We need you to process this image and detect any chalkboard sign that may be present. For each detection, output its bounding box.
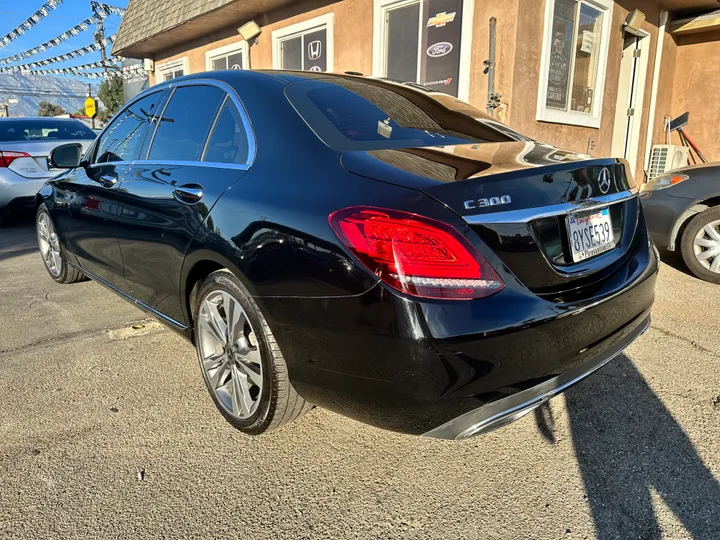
[546,0,576,110]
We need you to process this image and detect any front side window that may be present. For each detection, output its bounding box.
[94,91,165,163]
[272,14,333,72]
[148,85,225,162]
[375,0,471,100]
[538,0,612,128]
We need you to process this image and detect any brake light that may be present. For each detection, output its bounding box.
[329,207,504,300]
[0,150,30,168]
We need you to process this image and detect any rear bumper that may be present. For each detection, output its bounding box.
[424,313,650,439]
[261,234,657,435]
[640,188,693,249]
[0,173,46,209]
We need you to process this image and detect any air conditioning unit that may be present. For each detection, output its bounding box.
[647,145,689,179]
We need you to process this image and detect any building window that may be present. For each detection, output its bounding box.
[205,41,249,71]
[537,0,613,128]
[372,0,475,102]
[156,57,189,82]
[272,14,334,72]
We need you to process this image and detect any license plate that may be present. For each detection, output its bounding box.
[567,207,615,262]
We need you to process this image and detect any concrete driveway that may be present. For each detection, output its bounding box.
[1,218,719,539]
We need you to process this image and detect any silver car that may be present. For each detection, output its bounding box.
[0,117,96,226]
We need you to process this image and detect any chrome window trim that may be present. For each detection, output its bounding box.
[141,78,257,167]
[201,94,228,161]
[134,159,250,171]
[87,160,134,170]
[462,188,639,225]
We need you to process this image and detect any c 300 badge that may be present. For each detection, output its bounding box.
[464,195,512,210]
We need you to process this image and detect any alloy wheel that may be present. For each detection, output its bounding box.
[37,212,62,276]
[693,220,720,274]
[197,290,263,420]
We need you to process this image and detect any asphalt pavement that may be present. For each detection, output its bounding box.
[1,217,719,539]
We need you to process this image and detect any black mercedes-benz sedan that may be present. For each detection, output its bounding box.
[36,71,657,440]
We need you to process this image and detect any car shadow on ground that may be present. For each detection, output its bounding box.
[657,247,696,279]
[0,213,37,263]
[536,355,720,539]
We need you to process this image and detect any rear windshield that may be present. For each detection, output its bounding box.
[0,119,96,142]
[285,77,531,151]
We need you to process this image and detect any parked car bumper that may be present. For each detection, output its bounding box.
[640,188,694,249]
[0,171,46,210]
[260,229,658,437]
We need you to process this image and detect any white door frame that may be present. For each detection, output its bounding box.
[611,28,650,173]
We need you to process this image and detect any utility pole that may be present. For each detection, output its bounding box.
[95,19,109,77]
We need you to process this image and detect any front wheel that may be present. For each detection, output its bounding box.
[680,207,720,284]
[36,203,87,284]
[193,269,311,435]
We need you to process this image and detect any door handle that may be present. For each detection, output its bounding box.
[99,173,117,188]
[173,184,204,204]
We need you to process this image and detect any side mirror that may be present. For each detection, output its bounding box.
[49,143,83,169]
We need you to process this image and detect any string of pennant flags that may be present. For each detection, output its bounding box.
[0,1,141,83]
[0,10,116,65]
[0,0,64,48]
[0,36,116,73]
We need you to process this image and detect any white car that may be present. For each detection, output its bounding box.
[0,117,96,226]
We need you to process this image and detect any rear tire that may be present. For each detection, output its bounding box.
[680,207,720,284]
[36,203,87,284]
[193,269,311,435]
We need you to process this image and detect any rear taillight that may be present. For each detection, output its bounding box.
[329,207,504,300]
[0,150,30,168]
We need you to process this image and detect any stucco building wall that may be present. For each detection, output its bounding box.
[144,0,719,181]
[669,30,720,162]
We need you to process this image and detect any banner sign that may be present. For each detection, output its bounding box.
[0,0,64,48]
[0,12,112,65]
[545,0,575,110]
[419,0,463,97]
[0,36,115,72]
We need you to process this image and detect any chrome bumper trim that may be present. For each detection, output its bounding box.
[423,314,651,440]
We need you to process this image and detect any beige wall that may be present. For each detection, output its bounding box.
[669,30,720,163]
[145,0,717,178]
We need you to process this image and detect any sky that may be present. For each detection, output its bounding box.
[0,0,128,79]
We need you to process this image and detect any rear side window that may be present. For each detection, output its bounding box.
[95,91,165,163]
[203,100,249,164]
[148,85,225,162]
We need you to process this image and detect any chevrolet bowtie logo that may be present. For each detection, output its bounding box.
[427,11,456,28]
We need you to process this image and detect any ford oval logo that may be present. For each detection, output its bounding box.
[427,42,453,58]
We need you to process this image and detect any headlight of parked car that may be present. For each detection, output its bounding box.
[641,174,689,192]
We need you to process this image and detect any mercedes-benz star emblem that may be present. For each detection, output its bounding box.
[598,167,611,194]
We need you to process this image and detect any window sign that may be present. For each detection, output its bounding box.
[420,0,463,96]
[537,0,612,128]
[376,0,471,100]
[273,14,334,72]
[546,0,575,111]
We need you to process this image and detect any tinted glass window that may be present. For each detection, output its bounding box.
[204,100,249,164]
[285,77,530,151]
[95,91,165,163]
[0,119,96,142]
[281,37,302,70]
[148,85,225,162]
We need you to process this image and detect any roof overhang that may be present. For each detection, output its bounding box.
[113,0,297,58]
[671,9,720,34]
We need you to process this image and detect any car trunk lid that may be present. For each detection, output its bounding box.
[341,141,639,295]
[1,140,93,179]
